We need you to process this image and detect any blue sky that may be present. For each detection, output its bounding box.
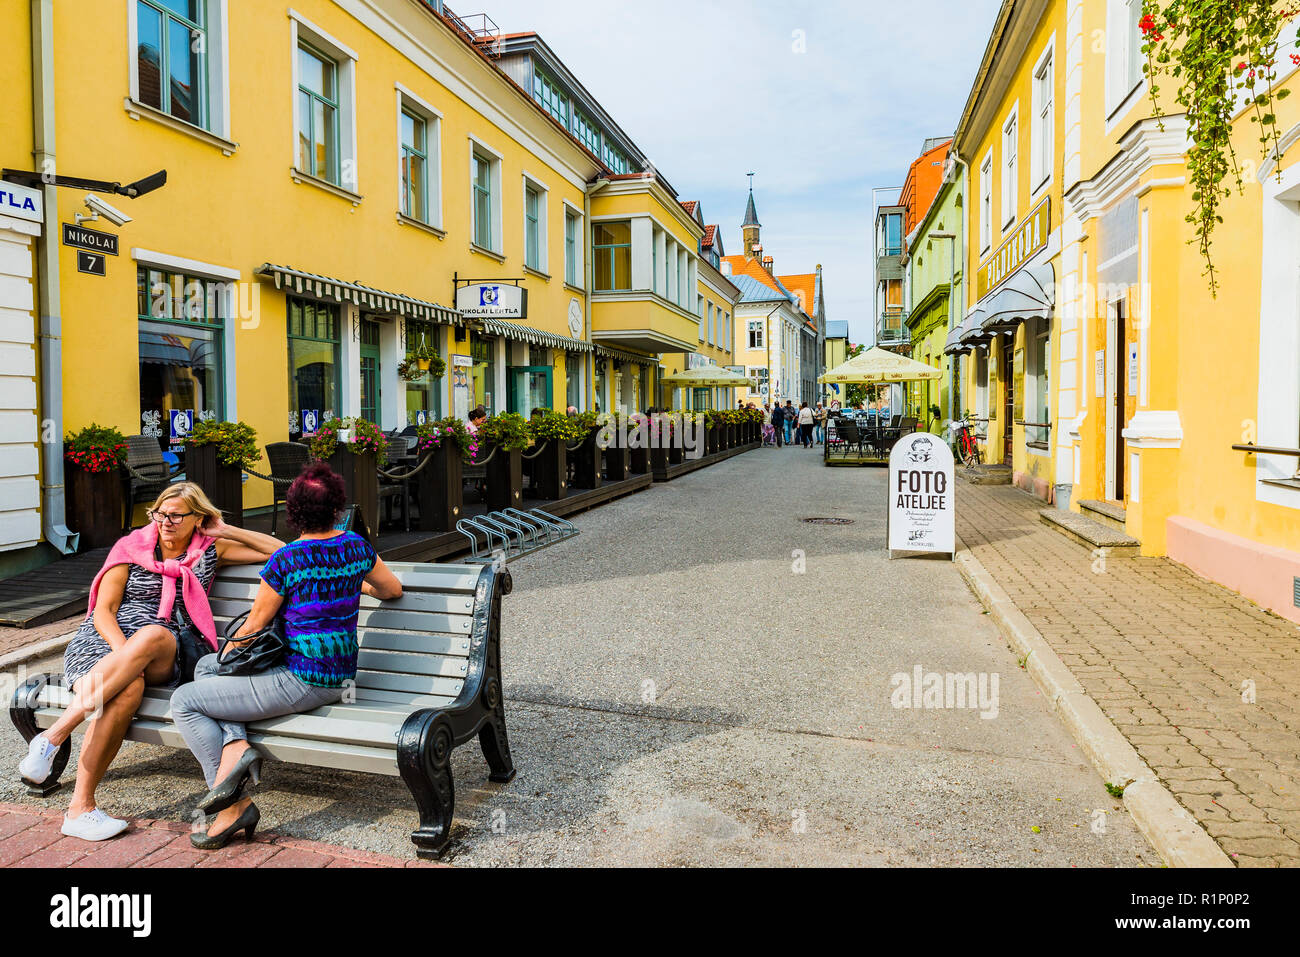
[479,0,1004,345]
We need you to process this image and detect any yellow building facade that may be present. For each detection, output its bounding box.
[952,0,1300,624]
[3,0,713,558]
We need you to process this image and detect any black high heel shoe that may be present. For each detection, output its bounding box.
[191,802,259,850]
[196,747,263,814]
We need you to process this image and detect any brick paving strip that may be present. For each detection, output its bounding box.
[955,481,1300,868]
[0,802,444,868]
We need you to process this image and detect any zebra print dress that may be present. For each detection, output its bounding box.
[63,544,220,691]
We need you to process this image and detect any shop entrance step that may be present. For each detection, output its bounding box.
[1077,499,1128,533]
[1038,508,1141,557]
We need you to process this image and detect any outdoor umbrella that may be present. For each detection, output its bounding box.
[660,366,759,388]
[818,347,942,385]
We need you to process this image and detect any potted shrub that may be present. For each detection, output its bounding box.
[526,411,581,501]
[396,358,427,383]
[184,419,257,525]
[312,417,386,540]
[478,412,529,510]
[415,417,469,532]
[410,342,446,377]
[64,423,127,549]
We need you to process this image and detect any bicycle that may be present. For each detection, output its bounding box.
[952,413,984,469]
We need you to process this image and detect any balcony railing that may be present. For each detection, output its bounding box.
[876,311,909,346]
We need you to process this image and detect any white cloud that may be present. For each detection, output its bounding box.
[476,0,1002,344]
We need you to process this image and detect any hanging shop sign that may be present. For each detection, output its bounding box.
[0,181,43,223]
[451,353,474,367]
[62,223,119,256]
[976,198,1050,300]
[887,432,955,560]
[455,282,527,319]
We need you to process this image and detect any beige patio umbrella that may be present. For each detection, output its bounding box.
[660,366,759,388]
[819,347,942,384]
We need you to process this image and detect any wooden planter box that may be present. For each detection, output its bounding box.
[185,445,244,526]
[417,442,463,533]
[329,449,379,543]
[629,445,648,475]
[485,446,523,511]
[68,464,122,550]
[533,440,567,501]
[604,443,629,482]
[571,428,602,489]
[668,440,685,465]
[707,425,720,455]
[649,445,668,479]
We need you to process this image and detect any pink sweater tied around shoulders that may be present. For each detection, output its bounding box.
[86,522,219,651]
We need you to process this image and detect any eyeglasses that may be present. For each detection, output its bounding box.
[148,509,196,526]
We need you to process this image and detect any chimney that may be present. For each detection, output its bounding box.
[762,256,774,274]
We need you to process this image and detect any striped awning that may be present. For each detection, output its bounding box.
[595,344,654,365]
[256,264,462,325]
[478,317,593,352]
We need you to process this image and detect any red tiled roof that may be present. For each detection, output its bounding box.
[701,224,717,248]
[778,273,816,316]
[680,200,698,217]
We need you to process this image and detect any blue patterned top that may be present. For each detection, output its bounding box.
[260,532,378,688]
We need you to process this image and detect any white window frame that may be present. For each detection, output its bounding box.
[468,135,504,254]
[1030,39,1055,197]
[979,150,993,253]
[1106,0,1145,120]
[394,83,442,229]
[128,0,231,141]
[562,200,583,287]
[289,10,359,194]
[697,294,705,342]
[1001,105,1019,230]
[707,301,715,346]
[521,173,549,274]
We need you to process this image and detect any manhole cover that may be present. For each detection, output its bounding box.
[801,517,855,525]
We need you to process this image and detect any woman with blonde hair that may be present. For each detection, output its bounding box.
[16,481,283,842]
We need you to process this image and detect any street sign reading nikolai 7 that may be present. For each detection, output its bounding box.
[62,223,119,256]
[76,251,106,276]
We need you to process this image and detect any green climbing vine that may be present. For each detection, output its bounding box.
[1140,1,1300,294]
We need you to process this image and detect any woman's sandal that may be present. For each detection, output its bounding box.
[196,747,263,814]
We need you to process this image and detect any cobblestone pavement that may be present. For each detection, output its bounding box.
[956,482,1300,867]
[0,802,443,868]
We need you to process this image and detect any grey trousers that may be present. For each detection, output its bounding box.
[170,654,341,788]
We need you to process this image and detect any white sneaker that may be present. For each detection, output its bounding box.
[18,733,57,784]
[61,808,129,842]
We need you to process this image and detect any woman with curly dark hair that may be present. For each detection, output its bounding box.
[171,461,402,849]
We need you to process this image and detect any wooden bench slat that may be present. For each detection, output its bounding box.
[215,563,481,593]
[354,670,464,698]
[207,582,477,617]
[206,600,473,636]
[356,648,470,678]
[355,630,471,657]
[351,687,456,709]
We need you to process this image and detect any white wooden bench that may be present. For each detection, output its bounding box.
[9,560,515,859]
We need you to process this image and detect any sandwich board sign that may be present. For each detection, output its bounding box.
[887,432,955,560]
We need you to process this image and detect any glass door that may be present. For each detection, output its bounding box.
[360,318,381,426]
[509,366,552,416]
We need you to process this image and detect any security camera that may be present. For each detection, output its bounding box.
[77,194,132,227]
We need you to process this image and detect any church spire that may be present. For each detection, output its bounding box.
[742,174,761,258]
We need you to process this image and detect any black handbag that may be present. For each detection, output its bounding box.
[214,612,288,677]
[176,626,214,684]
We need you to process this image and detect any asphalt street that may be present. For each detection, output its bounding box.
[0,444,1155,866]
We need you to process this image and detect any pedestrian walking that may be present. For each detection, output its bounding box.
[813,403,827,445]
[771,401,785,447]
[761,403,775,447]
[798,402,814,448]
[784,401,796,446]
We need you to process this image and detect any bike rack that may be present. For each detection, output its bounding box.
[455,506,580,564]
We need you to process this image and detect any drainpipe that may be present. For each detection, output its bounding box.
[584,176,609,410]
[32,0,77,554]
